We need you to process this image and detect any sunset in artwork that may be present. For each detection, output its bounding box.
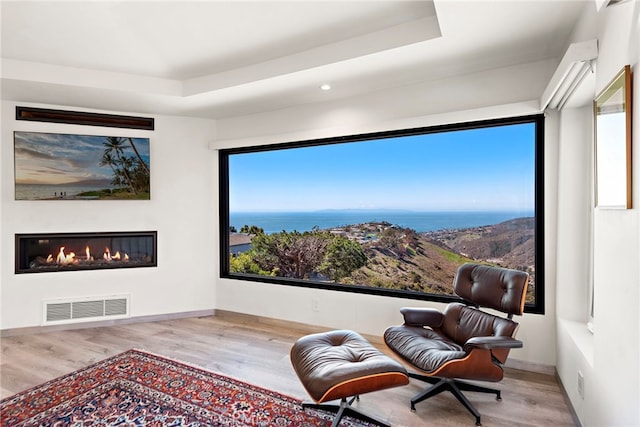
[14,131,150,200]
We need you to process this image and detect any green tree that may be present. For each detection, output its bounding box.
[379,227,403,253]
[239,224,265,235]
[229,252,273,275]
[319,235,367,282]
[377,226,419,259]
[251,230,330,279]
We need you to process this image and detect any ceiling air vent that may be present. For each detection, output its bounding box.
[43,295,129,325]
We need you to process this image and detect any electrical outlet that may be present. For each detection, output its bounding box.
[311,299,319,312]
[578,370,584,399]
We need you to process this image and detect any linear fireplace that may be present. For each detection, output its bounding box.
[16,231,157,274]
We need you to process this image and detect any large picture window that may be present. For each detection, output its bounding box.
[220,115,544,313]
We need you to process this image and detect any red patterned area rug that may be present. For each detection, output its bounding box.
[1,349,376,426]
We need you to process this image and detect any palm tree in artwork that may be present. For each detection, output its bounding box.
[99,152,118,177]
[127,137,150,175]
[103,137,129,162]
[102,137,136,193]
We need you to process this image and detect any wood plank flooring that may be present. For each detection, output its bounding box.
[0,313,577,427]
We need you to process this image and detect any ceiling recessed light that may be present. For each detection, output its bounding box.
[320,84,331,91]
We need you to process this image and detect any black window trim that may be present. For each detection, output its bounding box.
[219,114,545,314]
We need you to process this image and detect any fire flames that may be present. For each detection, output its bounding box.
[46,245,129,266]
[103,247,129,261]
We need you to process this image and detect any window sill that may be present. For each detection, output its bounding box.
[558,318,594,367]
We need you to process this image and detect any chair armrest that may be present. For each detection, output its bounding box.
[400,307,444,328]
[464,336,523,352]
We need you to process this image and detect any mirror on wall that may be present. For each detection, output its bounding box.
[594,65,632,209]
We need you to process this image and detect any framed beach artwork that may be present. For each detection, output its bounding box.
[14,131,150,201]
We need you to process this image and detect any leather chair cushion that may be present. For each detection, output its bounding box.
[384,324,466,373]
[441,303,518,345]
[454,263,529,315]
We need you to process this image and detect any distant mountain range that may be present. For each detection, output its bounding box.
[314,208,414,213]
[17,178,112,187]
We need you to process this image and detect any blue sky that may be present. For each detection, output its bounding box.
[229,123,536,212]
[14,132,150,185]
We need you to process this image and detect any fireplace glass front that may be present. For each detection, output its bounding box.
[16,231,157,274]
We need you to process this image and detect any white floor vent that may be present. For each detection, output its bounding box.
[43,295,130,325]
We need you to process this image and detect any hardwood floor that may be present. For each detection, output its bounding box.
[1,312,577,427]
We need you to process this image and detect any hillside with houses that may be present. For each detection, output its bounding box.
[229,217,536,302]
[326,218,534,301]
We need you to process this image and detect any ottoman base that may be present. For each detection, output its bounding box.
[303,396,390,427]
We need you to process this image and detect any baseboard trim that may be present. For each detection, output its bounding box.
[555,369,583,427]
[214,310,557,376]
[0,309,215,337]
[505,358,555,376]
[1,308,563,380]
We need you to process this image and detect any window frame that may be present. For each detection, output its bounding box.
[219,114,545,314]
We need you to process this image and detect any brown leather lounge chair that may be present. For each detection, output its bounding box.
[384,263,529,426]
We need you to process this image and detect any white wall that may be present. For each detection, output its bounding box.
[555,1,640,426]
[0,101,217,329]
[213,58,560,368]
[2,2,638,423]
[213,6,640,424]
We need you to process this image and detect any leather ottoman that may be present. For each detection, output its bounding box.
[290,329,409,427]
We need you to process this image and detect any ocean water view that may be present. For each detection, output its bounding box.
[230,210,533,234]
[15,184,112,200]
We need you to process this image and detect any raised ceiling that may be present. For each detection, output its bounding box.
[1,1,588,119]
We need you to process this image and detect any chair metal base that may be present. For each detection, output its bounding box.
[408,373,502,426]
[302,395,390,427]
